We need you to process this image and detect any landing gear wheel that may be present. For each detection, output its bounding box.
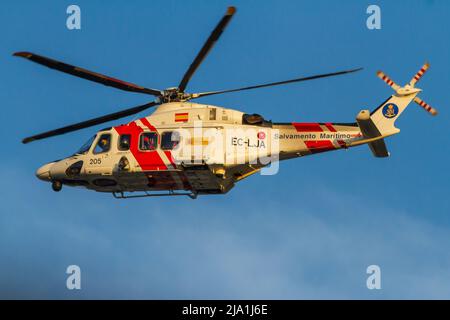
[52,180,62,192]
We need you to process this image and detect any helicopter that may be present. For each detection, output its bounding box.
[15,6,437,199]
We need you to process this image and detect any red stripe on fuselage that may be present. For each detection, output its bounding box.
[114,121,167,171]
[139,117,157,131]
[292,123,323,132]
[324,122,346,147]
[164,150,176,167]
[292,122,344,153]
[140,118,192,190]
[137,118,168,170]
[324,122,336,132]
[304,140,335,154]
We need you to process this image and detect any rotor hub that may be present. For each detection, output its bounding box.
[160,88,192,103]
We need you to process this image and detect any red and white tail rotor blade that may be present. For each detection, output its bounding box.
[376,70,400,91]
[414,96,438,116]
[410,62,430,86]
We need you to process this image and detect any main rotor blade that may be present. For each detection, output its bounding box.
[14,52,162,96]
[191,68,363,99]
[178,6,236,92]
[22,101,159,144]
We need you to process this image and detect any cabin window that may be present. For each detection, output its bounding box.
[93,134,111,154]
[118,134,131,151]
[209,108,216,120]
[139,132,158,151]
[161,131,180,150]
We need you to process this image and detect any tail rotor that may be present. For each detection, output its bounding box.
[376,62,438,116]
[376,70,400,91]
[414,96,438,116]
[410,62,430,86]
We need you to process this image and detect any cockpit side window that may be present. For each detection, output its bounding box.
[93,134,111,154]
[76,135,96,155]
[139,132,158,151]
[118,134,131,151]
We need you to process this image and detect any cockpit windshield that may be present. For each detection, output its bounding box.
[75,135,96,155]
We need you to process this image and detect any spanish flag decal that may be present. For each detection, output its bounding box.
[175,112,189,122]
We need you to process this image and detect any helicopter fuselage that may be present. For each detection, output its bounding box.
[36,102,362,197]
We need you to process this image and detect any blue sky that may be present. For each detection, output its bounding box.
[0,0,449,299]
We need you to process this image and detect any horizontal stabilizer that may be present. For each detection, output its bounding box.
[356,109,390,157]
[368,139,389,158]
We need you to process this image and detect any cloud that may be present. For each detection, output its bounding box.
[1,163,450,299]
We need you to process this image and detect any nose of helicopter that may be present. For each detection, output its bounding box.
[35,162,55,181]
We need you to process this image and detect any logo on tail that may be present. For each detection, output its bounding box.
[382,103,399,118]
